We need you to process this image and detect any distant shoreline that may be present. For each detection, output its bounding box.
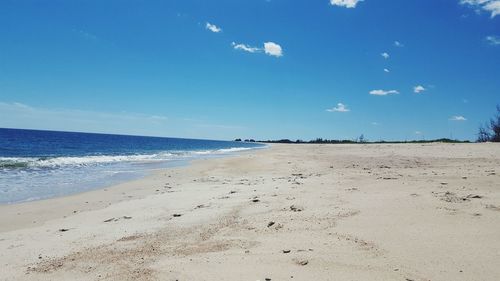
[239,138,472,144]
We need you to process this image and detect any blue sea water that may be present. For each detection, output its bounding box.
[0,128,264,204]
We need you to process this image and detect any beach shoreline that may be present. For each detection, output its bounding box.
[1,143,499,281]
[0,127,265,205]
[0,147,263,232]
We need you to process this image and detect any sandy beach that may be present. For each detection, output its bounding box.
[1,143,499,281]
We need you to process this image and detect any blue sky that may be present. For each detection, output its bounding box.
[0,0,499,141]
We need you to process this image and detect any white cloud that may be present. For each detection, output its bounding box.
[486,35,500,45]
[327,103,350,112]
[449,115,467,121]
[415,131,422,135]
[232,42,261,53]
[330,0,363,8]
[381,52,390,59]
[414,85,426,93]
[232,41,283,57]
[206,22,222,33]
[461,0,500,18]
[384,68,390,73]
[371,122,380,126]
[369,89,399,96]
[485,1,500,17]
[264,42,283,57]
[394,41,404,47]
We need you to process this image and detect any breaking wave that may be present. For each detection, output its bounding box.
[0,147,255,170]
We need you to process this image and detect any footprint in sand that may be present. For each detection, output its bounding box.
[290,205,304,212]
[103,216,132,223]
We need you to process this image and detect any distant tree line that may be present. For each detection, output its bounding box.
[262,138,357,144]
[235,137,469,144]
[260,138,468,144]
[234,138,256,142]
[477,105,500,142]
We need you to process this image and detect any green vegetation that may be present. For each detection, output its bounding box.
[259,138,469,144]
[477,105,500,142]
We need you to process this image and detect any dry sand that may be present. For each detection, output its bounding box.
[1,143,499,281]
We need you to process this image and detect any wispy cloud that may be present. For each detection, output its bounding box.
[369,89,399,96]
[486,35,500,45]
[326,103,350,112]
[232,41,283,57]
[414,85,426,93]
[264,42,283,57]
[394,41,404,47]
[232,42,260,53]
[381,52,390,59]
[330,0,364,8]
[10,102,33,110]
[461,0,500,18]
[449,115,467,121]
[206,22,222,33]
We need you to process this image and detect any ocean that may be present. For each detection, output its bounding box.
[0,128,264,204]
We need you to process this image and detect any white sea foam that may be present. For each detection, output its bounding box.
[0,155,162,168]
[191,147,254,155]
[0,147,259,169]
